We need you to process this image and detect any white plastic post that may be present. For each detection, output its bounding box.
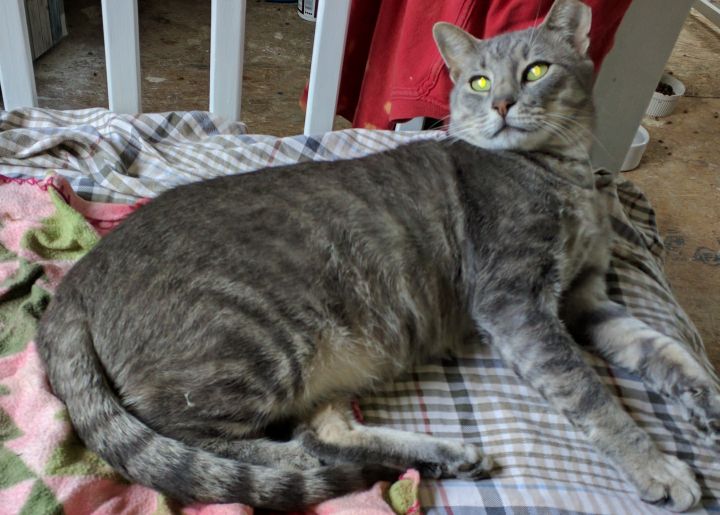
[209,0,246,122]
[304,0,351,136]
[395,117,425,131]
[0,0,38,109]
[591,0,694,172]
[694,0,720,28]
[101,0,141,113]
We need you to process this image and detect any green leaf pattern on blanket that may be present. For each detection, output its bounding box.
[22,190,99,261]
[0,189,99,358]
[0,184,104,513]
[0,407,21,442]
[0,240,16,262]
[19,481,62,515]
[0,445,35,487]
[153,493,183,515]
[0,404,58,513]
[0,260,50,357]
[45,425,123,480]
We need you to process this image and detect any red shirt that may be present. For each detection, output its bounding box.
[301,0,632,130]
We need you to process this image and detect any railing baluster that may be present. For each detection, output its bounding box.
[304,0,351,136]
[101,0,141,113]
[210,0,246,121]
[0,0,38,110]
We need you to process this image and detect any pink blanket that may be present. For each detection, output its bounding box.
[0,175,420,514]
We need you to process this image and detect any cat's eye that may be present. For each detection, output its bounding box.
[525,62,549,82]
[469,75,491,92]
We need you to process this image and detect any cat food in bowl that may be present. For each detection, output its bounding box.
[646,74,685,117]
[620,125,649,172]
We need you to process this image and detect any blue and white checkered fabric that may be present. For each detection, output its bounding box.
[1,107,717,514]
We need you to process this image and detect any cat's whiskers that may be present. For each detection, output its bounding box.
[508,114,543,132]
[447,129,484,146]
[446,118,489,143]
[538,119,572,147]
[540,117,581,143]
[542,118,589,150]
[540,119,592,163]
[446,127,478,146]
[543,111,593,133]
[544,112,611,157]
[433,114,454,132]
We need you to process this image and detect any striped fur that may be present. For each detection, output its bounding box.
[36,0,716,511]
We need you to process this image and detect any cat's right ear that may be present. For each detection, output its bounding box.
[540,0,592,55]
[433,22,479,83]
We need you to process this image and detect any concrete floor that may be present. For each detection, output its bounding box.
[6,1,720,366]
[626,12,720,367]
[28,0,319,134]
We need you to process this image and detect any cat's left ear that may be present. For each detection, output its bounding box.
[541,0,592,55]
[433,22,480,83]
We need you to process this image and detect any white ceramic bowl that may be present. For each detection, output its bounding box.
[620,125,650,172]
[646,74,685,117]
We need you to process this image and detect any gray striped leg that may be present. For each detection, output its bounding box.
[298,401,494,480]
[563,270,720,445]
[484,306,701,512]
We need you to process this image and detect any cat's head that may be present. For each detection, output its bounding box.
[434,0,594,156]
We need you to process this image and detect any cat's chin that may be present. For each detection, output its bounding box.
[452,126,592,157]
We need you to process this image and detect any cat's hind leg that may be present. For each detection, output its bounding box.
[562,267,720,445]
[296,401,494,480]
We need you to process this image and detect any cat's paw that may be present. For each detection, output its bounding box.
[418,443,495,480]
[633,454,701,512]
[690,414,720,447]
[682,385,720,446]
[451,443,496,479]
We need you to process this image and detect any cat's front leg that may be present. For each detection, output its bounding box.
[482,307,701,512]
[562,267,720,445]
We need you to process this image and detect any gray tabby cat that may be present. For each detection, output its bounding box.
[36,0,718,511]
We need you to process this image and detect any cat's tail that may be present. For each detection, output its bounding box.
[36,293,398,510]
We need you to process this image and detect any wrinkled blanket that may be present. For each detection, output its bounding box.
[0,107,719,514]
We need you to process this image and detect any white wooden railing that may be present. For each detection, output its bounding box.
[100,0,141,115]
[0,0,351,136]
[0,0,38,110]
[694,0,720,28]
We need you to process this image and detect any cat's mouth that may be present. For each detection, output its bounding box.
[492,122,529,138]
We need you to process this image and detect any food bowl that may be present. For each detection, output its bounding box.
[620,125,650,172]
[646,73,685,117]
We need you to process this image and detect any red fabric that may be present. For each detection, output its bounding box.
[300,0,632,130]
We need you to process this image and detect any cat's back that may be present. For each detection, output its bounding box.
[67,139,461,283]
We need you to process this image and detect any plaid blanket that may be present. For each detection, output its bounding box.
[1,108,718,514]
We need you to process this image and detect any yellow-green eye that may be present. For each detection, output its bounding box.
[525,62,549,82]
[469,75,491,92]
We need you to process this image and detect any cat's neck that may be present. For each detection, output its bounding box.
[520,150,595,190]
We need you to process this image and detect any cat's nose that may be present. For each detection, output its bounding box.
[492,98,516,118]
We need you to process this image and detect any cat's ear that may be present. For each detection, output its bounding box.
[433,22,480,83]
[541,0,592,55]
